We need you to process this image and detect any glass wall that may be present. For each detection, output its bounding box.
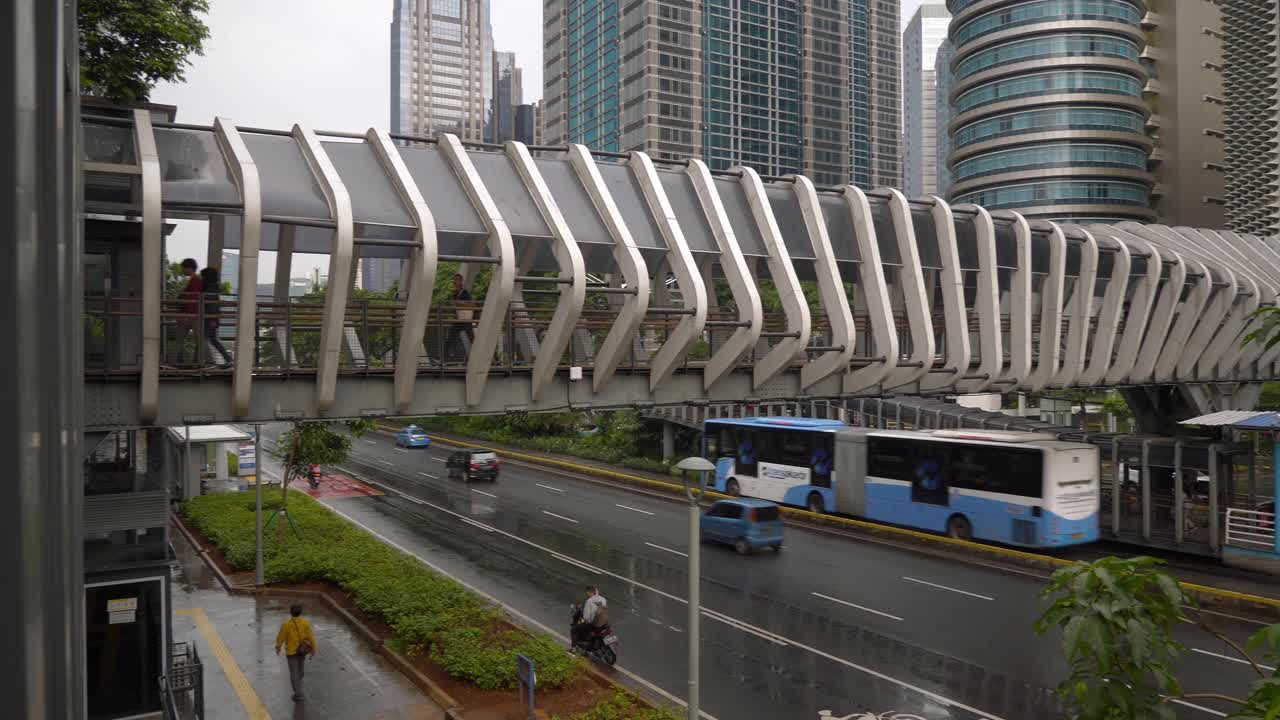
[954,179,1150,209]
[953,106,1146,148]
[956,34,1139,80]
[956,69,1142,114]
[955,0,1144,47]
[954,142,1147,180]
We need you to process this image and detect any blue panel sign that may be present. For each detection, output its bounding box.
[516,653,535,719]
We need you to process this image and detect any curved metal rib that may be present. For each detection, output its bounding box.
[685,160,762,390]
[791,175,855,389]
[135,109,162,424]
[1051,226,1098,388]
[630,152,707,390]
[437,134,516,406]
[952,203,1001,394]
[842,186,898,394]
[367,128,438,413]
[1024,221,1066,391]
[213,118,261,418]
[738,167,810,390]
[1078,230,1130,387]
[880,188,934,391]
[991,211,1032,386]
[506,141,586,401]
[919,197,971,391]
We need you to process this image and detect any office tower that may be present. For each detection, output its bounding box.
[543,0,902,186]
[1145,0,1226,228]
[361,257,403,295]
[935,38,954,196]
[1222,0,1280,235]
[514,103,537,144]
[944,0,1155,222]
[903,3,951,196]
[490,50,524,143]
[389,0,494,140]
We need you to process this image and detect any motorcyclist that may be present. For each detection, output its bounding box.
[308,464,321,488]
[572,585,607,650]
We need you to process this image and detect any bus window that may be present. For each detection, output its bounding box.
[736,430,758,477]
[868,437,915,482]
[810,435,833,488]
[910,446,950,506]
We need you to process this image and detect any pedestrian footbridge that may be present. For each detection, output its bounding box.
[82,110,1280,429]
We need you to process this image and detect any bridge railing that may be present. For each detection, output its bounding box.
[1225,507,1277,552]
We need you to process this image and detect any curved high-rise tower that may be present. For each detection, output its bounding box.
[945,0,1155,222]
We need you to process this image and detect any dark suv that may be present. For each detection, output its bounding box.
[446,449,500,482]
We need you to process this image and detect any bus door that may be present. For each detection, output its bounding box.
[910,448,949,506]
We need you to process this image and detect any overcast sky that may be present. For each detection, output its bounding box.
[154,0,929,277]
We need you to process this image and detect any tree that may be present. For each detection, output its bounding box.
[79,0,211,105]
[1102,393,1133,432]
[1037,556,1280,719]
[272,419,373,543]
[1243,305,1280,354]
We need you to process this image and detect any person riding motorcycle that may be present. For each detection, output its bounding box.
[572,585,608,650]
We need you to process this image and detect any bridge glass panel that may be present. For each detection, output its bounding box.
[241,133,332,222]
[153,128,240,208]
[595,161,665,252]
[712,177,767,257]
[398,145,485,240]
[909,206,943,270]
[322,140,415,240]
[867,198,902,266]
[655,170,717,254]
[818,194,859,263]
[763,185,816,261]
[532,157,611,245]
[466,151,552,240]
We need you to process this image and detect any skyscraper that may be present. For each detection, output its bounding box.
[390,0,494,141]
[944,0,1155,223]
[1222,0,1280,235]
[903,3,951,196]
[934,38,955,196]
[489,50,524,143]
[543,0,901,187]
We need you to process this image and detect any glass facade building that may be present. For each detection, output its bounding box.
[903,3,952,196]
[944,0,1155,222]
[389,0,494,141]
[543,0,901,188]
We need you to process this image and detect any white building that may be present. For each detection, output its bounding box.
[902,3,951,197]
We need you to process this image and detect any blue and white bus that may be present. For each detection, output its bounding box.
[702,417,1099,548]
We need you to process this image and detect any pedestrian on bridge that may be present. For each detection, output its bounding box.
[449,273,475,362]
[275,604,317,702]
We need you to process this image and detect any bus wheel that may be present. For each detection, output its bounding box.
[806,492,824,514]
[946,515,972,541]
[725,479,740,496]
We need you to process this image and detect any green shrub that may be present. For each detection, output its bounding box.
[554,691,682,720]
[182,490,584,690]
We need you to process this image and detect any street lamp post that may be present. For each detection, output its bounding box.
[674,455,716,720]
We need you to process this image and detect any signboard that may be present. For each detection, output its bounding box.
[107,597,137,625]
[108,610,136,624]
[237,440,256,477]
[516,654,536,719]
[107,597,137,612]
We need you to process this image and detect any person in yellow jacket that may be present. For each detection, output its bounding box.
[274,604,317,701]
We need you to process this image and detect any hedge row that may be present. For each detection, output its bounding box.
[182,490,582,690]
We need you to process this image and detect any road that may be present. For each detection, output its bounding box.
[254,425,1266,720]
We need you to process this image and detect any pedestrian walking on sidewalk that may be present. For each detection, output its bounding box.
[275,604,317,701]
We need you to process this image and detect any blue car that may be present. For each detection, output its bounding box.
[395,425,431,448]
[700,499,784,555]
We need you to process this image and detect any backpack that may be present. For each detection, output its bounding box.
[293,619,314,655]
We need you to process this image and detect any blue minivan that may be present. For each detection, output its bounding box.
[700,499,784,554]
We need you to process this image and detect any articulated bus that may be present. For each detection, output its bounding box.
[702,417,1099,548]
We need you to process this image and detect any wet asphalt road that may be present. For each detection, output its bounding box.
[255,426,1264,720]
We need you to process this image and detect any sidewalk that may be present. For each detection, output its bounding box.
[171,524,446,720]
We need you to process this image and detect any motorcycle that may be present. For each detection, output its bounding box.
[569,604,618,666]
[308,464,322,489]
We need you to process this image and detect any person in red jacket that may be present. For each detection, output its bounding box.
[175,258,203,365]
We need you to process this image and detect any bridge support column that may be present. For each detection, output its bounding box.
[663,422,676,463]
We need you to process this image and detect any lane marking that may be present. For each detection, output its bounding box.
[617,503,655,516]
[811,592,904,622]
[322,504,723,720]
[902,576,994,601]
[345,471,998,719]
[376,459,394,466]
[460,517,496,533]
[551,552,603,574]
[418,471,438,479]
[364,440,377,445]
[536,483,565,493]
[701,607,788,646]
[471,488,498,499]
[177,608,271,720]
[543,510,578,524]
[1192,647,1276,672]
[1167,698,1227,717]
[645,541,688,558]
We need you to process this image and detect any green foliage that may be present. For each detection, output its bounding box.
[1259,382,1280,410]
[182,490,584,689]
[79,0,211,105]
[553,692,682,720]
[1229,625,1280,719]
[1035,556,1188,720]
[1243,306,1280,353]
[274,420,372,482]
[1101,393,1132,420]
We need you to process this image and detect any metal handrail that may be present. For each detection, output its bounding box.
[1225,507,1276,551]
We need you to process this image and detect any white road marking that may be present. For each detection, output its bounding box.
[471,488,498,499]
[322,505,724,720]
[418,471,438,479]
[616,503,655,516]
[344,472,998,719]
[551,552,602,574]
[1192,647,1276,672]
[536,483,565,493]
[645,541,688,558]
[701,608,788,646]
[364,440,377,445]
[460,517,495,533]
[1167,698,1227,717]
[902,576,994,601]
[811,592,904,622]
[395,447,410,453]
[376,459,394,466]
[542,510,578,524]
